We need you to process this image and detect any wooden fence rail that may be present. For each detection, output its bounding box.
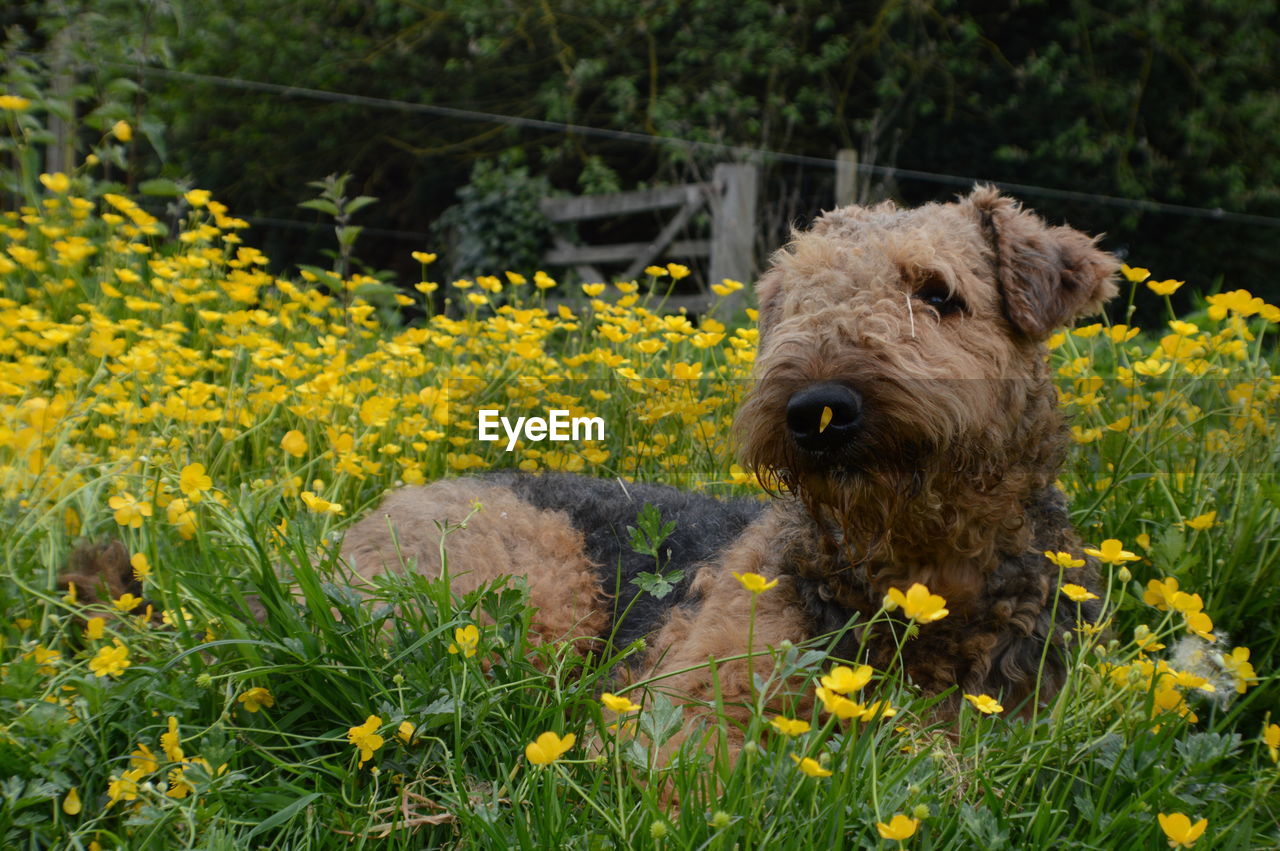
[539,163,756,313]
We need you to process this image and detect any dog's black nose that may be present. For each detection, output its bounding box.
[786,383,863,451]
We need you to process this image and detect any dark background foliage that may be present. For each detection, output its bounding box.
[4,0,1278,304]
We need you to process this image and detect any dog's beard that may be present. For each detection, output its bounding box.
[766,444,928,566]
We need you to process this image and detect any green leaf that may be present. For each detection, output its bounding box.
[244,793,321,841]
[138,178,184,197]
[298,198,340,216]
[345,195,379,215]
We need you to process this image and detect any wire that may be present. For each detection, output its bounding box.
[82,59,1280,230]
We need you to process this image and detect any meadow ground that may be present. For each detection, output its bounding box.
[1,110,1279,848]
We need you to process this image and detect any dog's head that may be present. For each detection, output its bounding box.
[734,186,1118,529]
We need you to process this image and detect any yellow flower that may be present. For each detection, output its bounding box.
[1083,539,1140,565]
[448,624,480,658]
[0,94,31,110]
[601,693,641,713]
[769,716,811,736]
[1157,813,1207,848]
[964,693,1004,714]
[347,715,385,767]
[112,120,133,142]
[525,731,575,765]
[885,583,949,623]
[113,592,143,613]
[130,553,152,582]
[411,251,437,264]
[1044,551,1085,569]
[107,768,146,806]
[161,716,184,761]
[820,664,873,695]
[40,172,70,194]
[672,362,702,380]
[876,814,920,840]
[398,720,417,744]
[815,686,864,720]
[789,754,832,777]
[533,271,557,290]
[1133,625,1165,654]
[130,743,158,773]
[281,430,308,457]
[1183,511,1217,531]
[1147,278,1185,296]
[1133,358,1170,377]
[1221,647,1257,694]
[733,571,778,594]
[582,283,606,297]
[1121,264,1150,283]
[666,263,690,279]
[108,492,153,528]
[1060,584,1099,603]
[301,491,344,515]
[179,462,213,499]
[644,265,668,277]
[26,644,61,674]
[184,189,211,207]
[1263,723,1280,763]
[237,687,275,713]
[1143,577,1180,610]
[1184,610,1216,642]
[88,640,130,677]
[85,616,106,640]
[63,786,82,815]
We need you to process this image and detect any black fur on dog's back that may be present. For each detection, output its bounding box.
[484,471,765,650]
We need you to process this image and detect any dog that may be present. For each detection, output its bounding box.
[339,185,1118,734]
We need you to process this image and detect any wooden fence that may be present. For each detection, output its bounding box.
[539,163,757,313]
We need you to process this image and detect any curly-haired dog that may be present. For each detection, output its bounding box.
[339,186,1118,732]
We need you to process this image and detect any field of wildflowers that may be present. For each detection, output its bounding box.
[1,97,1278,848]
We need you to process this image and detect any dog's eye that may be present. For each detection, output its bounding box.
[914,276,965,317]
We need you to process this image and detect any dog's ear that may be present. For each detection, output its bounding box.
[968,185,1119,340]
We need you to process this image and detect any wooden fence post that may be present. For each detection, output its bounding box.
[709,163,757,316]
[835,148,859,208]
[46,30,76,176]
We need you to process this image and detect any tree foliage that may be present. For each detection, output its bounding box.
[4,0,1278,296]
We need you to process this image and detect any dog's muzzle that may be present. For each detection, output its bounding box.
[785,382,863,452]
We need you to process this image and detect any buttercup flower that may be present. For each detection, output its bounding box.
[1157,813,1207,848]
[1044,551,1085,569]
[1083,539,1140,565]
[525,731,575,765]
[769,716,811,736]
[964,693,1004,714]
[448,624,480,657]
[820,664,873,694]
[108,492,152,528]
[885,583,949,623]
[347,715,385,767]
[601,692,641,713]
[877,813,919,840]
[89,640,131,677]
[734,571,778,594]
[238,687,275,713]
[1060,584,1099,603]
[790,754,832,777]
[1263,723,1279,763]
[281,430,308,457]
